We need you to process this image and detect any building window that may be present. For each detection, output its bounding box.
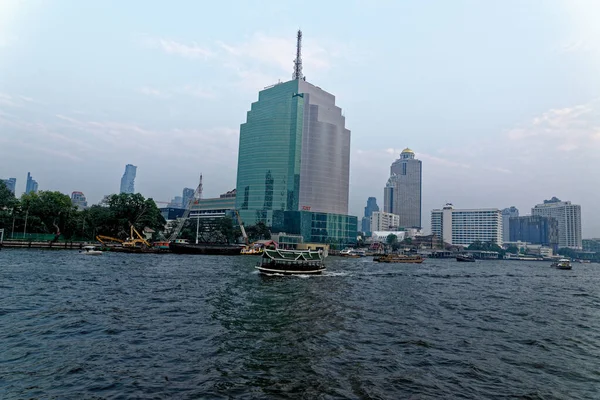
[402,163,407,175]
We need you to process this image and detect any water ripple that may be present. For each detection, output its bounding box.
[1,250,600,399]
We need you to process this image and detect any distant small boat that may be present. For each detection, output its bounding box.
[375,254,423,264]
[552,258,572,270]
[80,245,102,255]
[456,254,475,262]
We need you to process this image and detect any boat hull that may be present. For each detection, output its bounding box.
[170,242,243,255]
[256,266,326,275]
[456,256,475,262]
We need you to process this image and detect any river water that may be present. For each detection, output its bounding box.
[1,249,599,399]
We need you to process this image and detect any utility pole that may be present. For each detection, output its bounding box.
[23,209,29,239]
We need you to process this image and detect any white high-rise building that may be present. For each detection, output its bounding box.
[532,197,582,249]
[431,204,503,247]
[370,211,400,232]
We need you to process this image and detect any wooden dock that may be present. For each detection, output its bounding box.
[0,241,87,250]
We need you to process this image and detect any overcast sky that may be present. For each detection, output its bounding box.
[1,0,599,236]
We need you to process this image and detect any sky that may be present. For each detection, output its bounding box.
[1,0,599,236]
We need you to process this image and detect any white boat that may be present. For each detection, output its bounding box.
[551,258,571,270]
[80,245,103,255]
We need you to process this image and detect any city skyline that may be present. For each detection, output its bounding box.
[1,1,600,235]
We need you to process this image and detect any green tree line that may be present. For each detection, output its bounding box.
[0,181,271,244]
[0,181,166,241]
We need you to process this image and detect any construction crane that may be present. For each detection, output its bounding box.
[168,174,203,242]
[123,224,151,248]
[235,209,249,246]
[96,235,124,245]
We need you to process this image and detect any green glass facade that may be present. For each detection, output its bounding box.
[235,78,356,244]
[235,80,304,227]
[272,211,357,247]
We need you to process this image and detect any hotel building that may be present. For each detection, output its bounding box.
[431,204,503,247]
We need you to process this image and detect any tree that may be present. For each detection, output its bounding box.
[104,193,166,237]
[19,191,77,240]
[245,222,271,242]
[386,233,398,246]
[506,245,519,254]
[0,181,17,230]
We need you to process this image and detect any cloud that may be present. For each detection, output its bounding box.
[218,32,332,73]
[506,100,600,151]
[137,31,342,92]
[138,86,168,98]
[139,35,213,59]
[137,84,215,100]
[177,84,215,99]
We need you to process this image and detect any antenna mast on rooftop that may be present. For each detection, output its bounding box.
[292,29,303,80]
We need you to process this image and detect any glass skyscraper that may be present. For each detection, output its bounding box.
[235,31,355,245]
[120,164,137,194]
[25,172,38,194]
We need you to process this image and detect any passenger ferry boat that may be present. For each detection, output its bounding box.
[256,248,325,275]
[552,258,572,270]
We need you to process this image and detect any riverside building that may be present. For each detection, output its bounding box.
[531,197,582,249]
[370,211,400,232]
[431,204,503,247]
[501,206,519,242]
[383,148,422,228]
[509,215,559,251]
[234,31,356,245]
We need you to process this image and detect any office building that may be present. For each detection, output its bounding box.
[235,30,356,245]
[182,187,195,208]
[370,211,400,232]
[509,215,559,251]
[168,196,183,208]
[120,164,137,194]
[431,203,503,247]
[2,178,16,194]
[361,197,379,234]
[501,206,519,242]
[532,197,582,249]
[25,172,38,194]
[383,148,422,228]
[71,191,88,209]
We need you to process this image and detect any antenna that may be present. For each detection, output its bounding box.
[292,29,303,80]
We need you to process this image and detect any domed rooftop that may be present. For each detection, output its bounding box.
[401,148,414,154]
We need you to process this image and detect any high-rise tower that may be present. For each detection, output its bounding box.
[120,164,137,194]
[235,31,356,244]
[25,172,38,194]
[383,148,422,228]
